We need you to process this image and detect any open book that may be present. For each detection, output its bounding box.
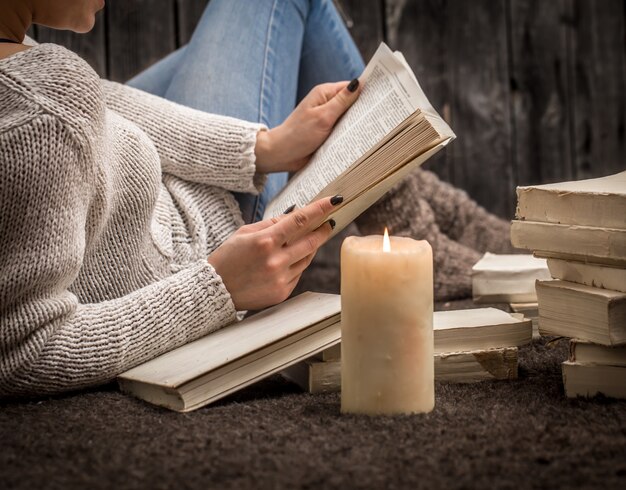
[262,43,455,235]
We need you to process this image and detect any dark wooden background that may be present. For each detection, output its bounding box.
[33,0,625,219]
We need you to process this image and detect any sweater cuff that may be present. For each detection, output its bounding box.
[240,126,267,195]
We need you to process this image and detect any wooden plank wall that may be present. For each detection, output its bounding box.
[35,0,625,219]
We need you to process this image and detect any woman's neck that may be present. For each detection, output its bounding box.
[0,1,32,43]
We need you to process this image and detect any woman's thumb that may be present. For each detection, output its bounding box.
[326,78,361,120]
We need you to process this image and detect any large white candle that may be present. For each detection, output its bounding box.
[340,231,434,415]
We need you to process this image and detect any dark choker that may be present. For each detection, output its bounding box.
[0,38,21,44]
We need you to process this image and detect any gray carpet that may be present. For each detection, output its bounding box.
[2,299,625,490]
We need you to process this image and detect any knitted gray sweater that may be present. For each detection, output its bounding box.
[0,44,266,396]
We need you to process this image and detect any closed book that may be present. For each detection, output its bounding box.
[471,253,550,303]
[315,308,531,361]
[562,361,626,399]
[537,280,626,345]
[569,340,626,366]
[313,343,341,362]
[547,258,626,293]
[432,308,531,353]
[282,347,519,393]
[511,220,626,267]
[510,220,626,267]
[510,302,539,338]
[118,293,341,412]
[515,171,626,229]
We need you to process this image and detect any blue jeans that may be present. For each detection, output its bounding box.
[128,0,364,223]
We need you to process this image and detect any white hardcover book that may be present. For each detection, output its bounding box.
[471,253,550,303]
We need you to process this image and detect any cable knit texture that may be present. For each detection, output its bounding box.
[0,44,266,396]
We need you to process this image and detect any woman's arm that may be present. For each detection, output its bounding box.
[101,80,361,186]
[101,80,266,194]
[0,117,237,396]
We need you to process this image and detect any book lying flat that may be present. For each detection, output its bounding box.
[509,303,539,338]
[547,258,626,293]
[314,308,531,362]
[510,220,626,267]
[433,308,532,353]
[471,253,550,303]
[262,43,455,236]
[314,343,341,362]
[118,292,341,412]
[569,340,626,367]
[562,361,626,399]
[537,280,626,346]
[515,171,626,229]
[282,347,519,393]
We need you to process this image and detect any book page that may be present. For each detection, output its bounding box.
[263,43,442,219]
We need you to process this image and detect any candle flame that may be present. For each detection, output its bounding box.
[383,227,391,253]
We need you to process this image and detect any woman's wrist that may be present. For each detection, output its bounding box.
[254,129,275,173]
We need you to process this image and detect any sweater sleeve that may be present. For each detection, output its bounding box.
[0,117,238,396]
[101,80,266,194]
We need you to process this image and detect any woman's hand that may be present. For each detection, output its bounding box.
[255,79,361,173]
[207,196,342,311]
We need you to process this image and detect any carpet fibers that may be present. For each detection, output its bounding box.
[1,306,625,490]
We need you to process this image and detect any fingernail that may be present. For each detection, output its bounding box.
[329,219,336,230]
[330,195,343,206]
[347,78,359,92]
[283,204,296,214]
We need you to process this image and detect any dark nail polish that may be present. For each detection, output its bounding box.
[347,78,359,92]
[330,195,343,206]
[283,204,296,214]
[329,219,336,230]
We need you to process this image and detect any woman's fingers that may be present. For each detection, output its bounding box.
[289,252,316,275]
[286,220,333,264]
[238,213,290,234]
[270,196,337,245]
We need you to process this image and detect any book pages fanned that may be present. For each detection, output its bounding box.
[262,43,455,235]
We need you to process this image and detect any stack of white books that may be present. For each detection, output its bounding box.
[281,308,532,393]
[511,171,626,399]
